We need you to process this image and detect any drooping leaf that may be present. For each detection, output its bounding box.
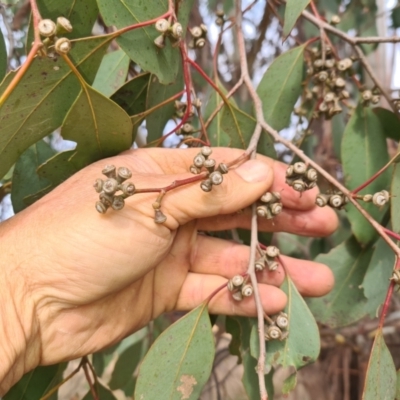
[135,303,215,400]
[25,149,78,204]
[60,84,133,169]
[396,369,400,399]
[257,45,305,131]
[111,73,151,116]
[342,104,390,245]
[308,237,373,327]
[374,107,400,141]
[82,381,118,400]
[363,238,395,318]
[0,34,113,178]
[225,316,273,400]
[362,330,396,400]
[109,340,142,390]
[146,68,184,143]
[283,0,311,38]
[391,163,400,234]
[4,364,67,400]
[0,27,6,83]
[97,0,194,84]
[11,140,55,213]
[282,372,297,394]
[92,49,130,97]
[204,82,233,147]
[251,276,320,371]
[219,105,276,158]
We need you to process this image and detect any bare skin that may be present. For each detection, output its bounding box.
[0,147,338,394]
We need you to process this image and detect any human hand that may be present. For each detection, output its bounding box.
[0,147,338,393]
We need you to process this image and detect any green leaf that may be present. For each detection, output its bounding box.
[92,49,130,97]
[0,27,6,83]
[82,382,118,400]
[282,372,297,394]
[392,163,400,234]
[257,45,305,131]
[342,104,390,245]
[396,369,400,399]
[0,34,113,178]
[308,237,373,327]
[97,0,194,84]
[109,340,142,390]
[28,0,98,41]
[219,106,276,158]
[146,70,184,143]
[61,84,133,168]
[4,364,67,400]
[362,330,396,400]
[135,303,215,400]
[283,0,311,38]
[363,238,395,318]
[374,108,400,141]
[111,73,150,116]
[11,140,55,213]
[251,276,320,370]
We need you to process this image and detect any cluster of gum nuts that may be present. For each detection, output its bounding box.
[154,19,183,48]
[37,17,73,55]
[189,147,229,192]
[286,162,317,192]
[256,192,283,220]
[265,312,289,341]
[255,246,280,272]
[188,24,208,49]
[94,165,135,214]
[227,275,253,301]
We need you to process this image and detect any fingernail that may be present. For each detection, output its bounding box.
[236,160,270,183]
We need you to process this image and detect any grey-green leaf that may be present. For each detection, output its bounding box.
[97,0,194,84]
[60,84,133,169]
[92,49,130,97]
[4,364,67,400]
[146,70,184,143]
[251,276,320,370]
[219,105,276,158]
[283,0,311,37]
[341,104,390,245]
[82,382,118,400]
[11,140,55,213]
[257,45,305,131]
[0,34,113,178]
[363,238,395,318]
[391,163,400,234]
[111,73,151,116]
[308,237,373,327]
[109,340,142,390]
[362,330,396,400]
[135,303,215,400]
[374,107,400,141]
[0,26,6,82]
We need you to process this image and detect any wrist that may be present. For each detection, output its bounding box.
[0,220,41,395]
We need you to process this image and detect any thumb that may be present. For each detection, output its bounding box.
[160,159,273,227]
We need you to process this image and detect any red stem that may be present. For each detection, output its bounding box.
[383,227,400,242]
[351,162,390,194]
[379,258,400,328]
[134,172,208,194]
[113,11,172,37]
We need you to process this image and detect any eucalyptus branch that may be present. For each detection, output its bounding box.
[235,2,267,399]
